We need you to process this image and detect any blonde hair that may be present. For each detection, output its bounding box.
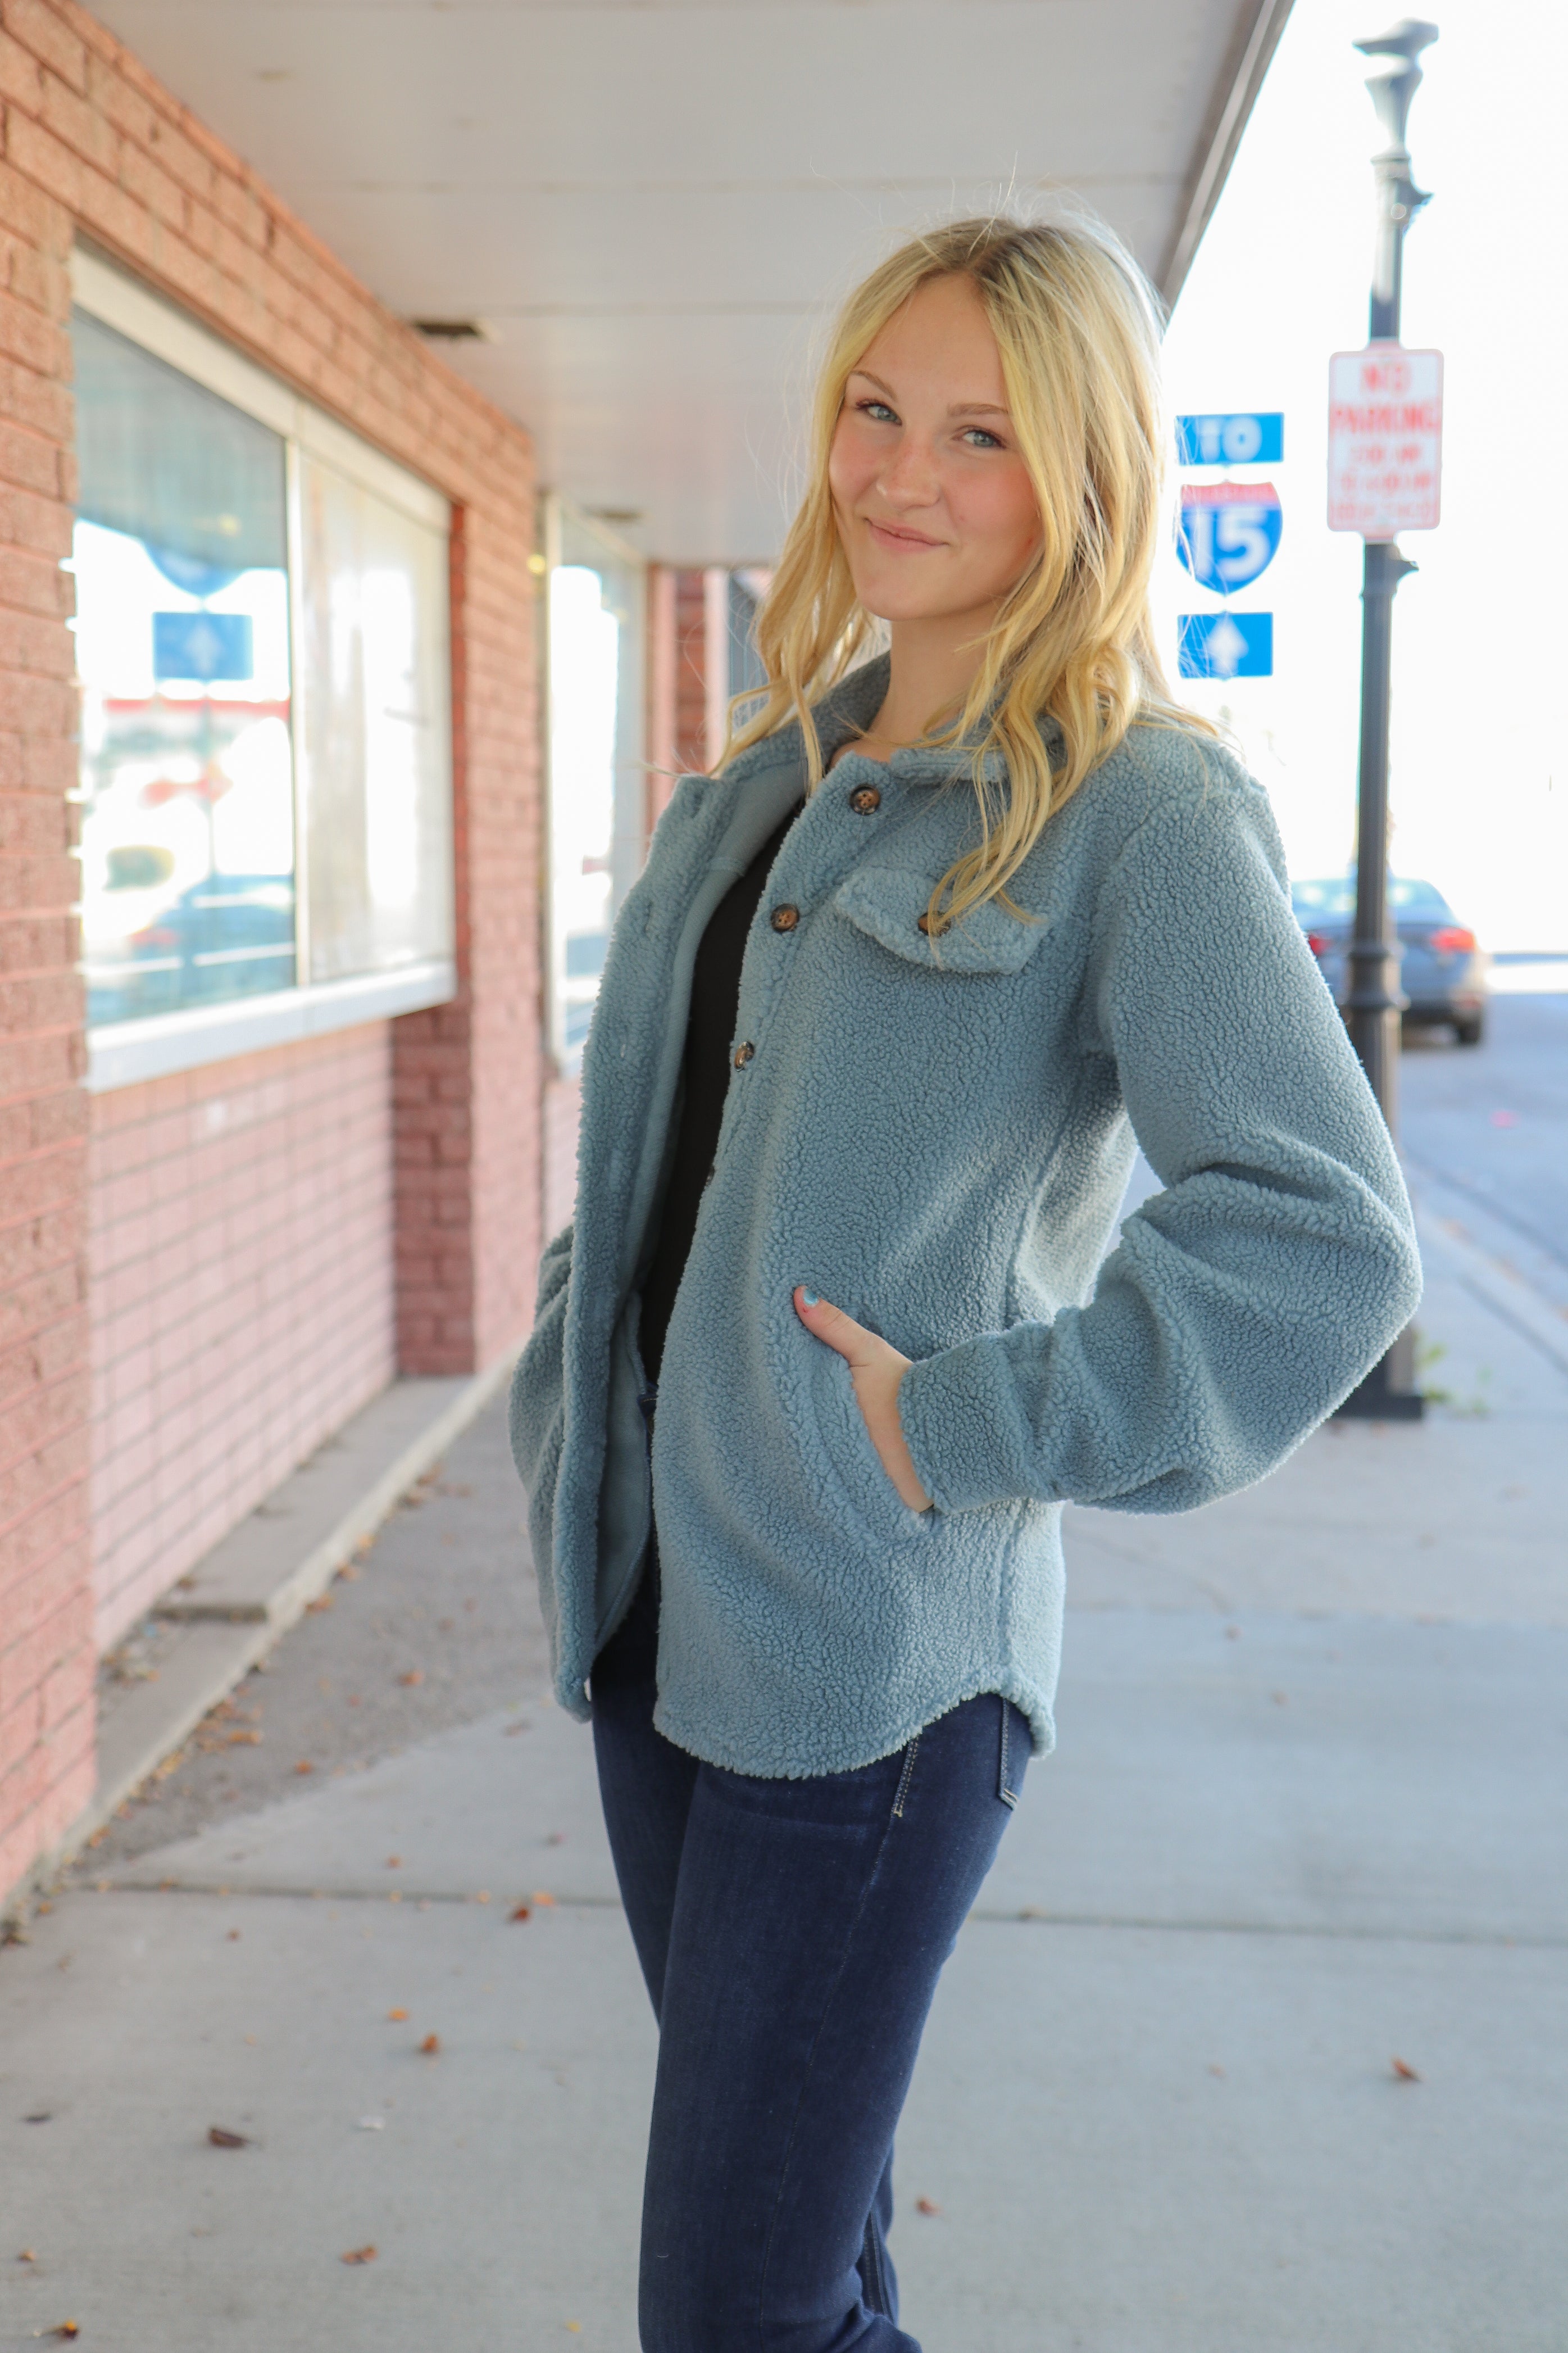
[722,212,1205,931]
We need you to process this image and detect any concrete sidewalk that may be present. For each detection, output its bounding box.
[3,1213,1566,2352]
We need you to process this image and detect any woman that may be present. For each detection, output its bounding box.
[512,215,1420,2351]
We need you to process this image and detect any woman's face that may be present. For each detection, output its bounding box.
[829,274,1042,632]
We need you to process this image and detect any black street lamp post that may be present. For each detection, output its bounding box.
[1337,16,1438,1422]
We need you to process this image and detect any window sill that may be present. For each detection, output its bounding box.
[85,960,458,1093]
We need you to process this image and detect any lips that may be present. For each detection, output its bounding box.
[864,517,945,551]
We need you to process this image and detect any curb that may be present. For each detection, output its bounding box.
[33,1347,520,1902]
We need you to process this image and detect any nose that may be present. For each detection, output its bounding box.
[876,429,941,510]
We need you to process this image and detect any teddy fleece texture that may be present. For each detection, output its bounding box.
[510,657,1421,1776]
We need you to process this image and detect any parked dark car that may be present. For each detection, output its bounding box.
[1290,876,1489,1046]
[88,871,296,1026]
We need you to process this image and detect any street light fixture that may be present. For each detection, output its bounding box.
[1337,17,1438,1423]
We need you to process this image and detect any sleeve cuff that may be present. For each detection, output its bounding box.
[898,1336,1050,1515]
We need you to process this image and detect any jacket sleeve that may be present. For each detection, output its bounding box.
[896,760,1423,1516]
[509,1221,574,1609]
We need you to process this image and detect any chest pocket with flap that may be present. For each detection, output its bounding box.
[834,863,1051,975]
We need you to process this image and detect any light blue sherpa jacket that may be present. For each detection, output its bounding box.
[511,656,1421,1776]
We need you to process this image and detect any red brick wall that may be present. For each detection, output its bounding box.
[89,1028,396,1646]
[672,568,712,776]
[0,0,543,1904]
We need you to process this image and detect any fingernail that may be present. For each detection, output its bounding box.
[800,1289,821,1308]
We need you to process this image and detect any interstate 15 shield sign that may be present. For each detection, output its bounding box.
[1176,481,1283,595]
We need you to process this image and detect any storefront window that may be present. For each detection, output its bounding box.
[69,256,456,1073]
[72,314,294,1026]
[545,503,646,1071]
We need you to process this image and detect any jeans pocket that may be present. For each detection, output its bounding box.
[997,1697,1029,1810]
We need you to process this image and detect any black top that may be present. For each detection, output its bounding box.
[637,800,804,1382]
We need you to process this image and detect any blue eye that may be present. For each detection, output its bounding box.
[858,398,899,424]
[962,427,1005,450]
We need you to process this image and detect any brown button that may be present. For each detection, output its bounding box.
[733,1041,755,1067]
[770,903,800,933]
[848,785,881,814]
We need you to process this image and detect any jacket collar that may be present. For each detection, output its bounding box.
[721,652,1052,797]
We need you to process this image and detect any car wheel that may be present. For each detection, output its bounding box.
[1454,1013,1485,1047]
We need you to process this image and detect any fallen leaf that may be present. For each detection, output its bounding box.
[474,1891,491,1905]
[532,1890,556,1907]
[337,1563,361,1581]
[397,1671,424,1688]
[36,2324,79,2340]
[340,2246,378,2266]
[305,1595,333,1615]
[207,2127,250,2148]
[509,1905,531,1923]
[420,2034,441,2055]
[385,1856,402,1869]
[915,2197,941,2216]
[1391,2056,1421,2082]
[37,1902,51,1916]
[566,2325,583,2336]
[17,2250,36,2263]
[293,1760,315,1775]
[387,2008,408,2022]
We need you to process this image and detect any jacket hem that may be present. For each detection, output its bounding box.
[647,1673,1057,1780]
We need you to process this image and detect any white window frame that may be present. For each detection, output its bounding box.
[540,495,647,1076]
[71,245,457,1092]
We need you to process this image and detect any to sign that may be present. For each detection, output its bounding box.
[1175,412,1284,466]
[1328,346,1443,537]
[1177,482,1282,593]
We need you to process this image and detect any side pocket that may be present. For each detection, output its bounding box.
[812,1344,932,1546]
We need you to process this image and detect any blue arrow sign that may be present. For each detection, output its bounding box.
[1178,611,1273,679]
[152,610,253,683]
[1176,481,1283,593]
[1176,411,1284,466]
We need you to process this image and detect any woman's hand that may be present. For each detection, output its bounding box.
[793,1289,933,1512]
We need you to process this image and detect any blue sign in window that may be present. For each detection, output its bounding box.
[152,610,254,682]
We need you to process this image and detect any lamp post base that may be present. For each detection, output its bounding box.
[1334,1324,1426,1421]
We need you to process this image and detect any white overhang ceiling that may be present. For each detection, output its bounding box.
[84,0,1293,565]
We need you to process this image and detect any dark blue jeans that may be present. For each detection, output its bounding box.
[592,1542,1030,2352]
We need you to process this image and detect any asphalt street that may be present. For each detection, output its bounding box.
[1401,983,1568,1317]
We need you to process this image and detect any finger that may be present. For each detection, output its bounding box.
[793,1287,871,1362]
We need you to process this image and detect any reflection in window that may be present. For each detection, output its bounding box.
[297,455,453,984]
[71,312,294,1026]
